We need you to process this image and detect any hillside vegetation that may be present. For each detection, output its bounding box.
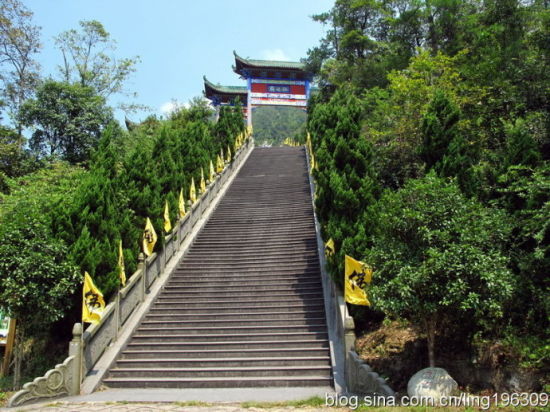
[306,0,548,391]
[252,106,306,146]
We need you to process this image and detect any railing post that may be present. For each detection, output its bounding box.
[162,236,167,272]
[138,253,146,301]
[114,291,121,340]
[344,315,356,392]
[68,323,82,396]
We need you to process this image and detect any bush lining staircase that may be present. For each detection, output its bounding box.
[103,147,334,389]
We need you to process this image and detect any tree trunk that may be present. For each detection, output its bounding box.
[17,124,23,154]
[425,317,436,367]
[12,326,24,390]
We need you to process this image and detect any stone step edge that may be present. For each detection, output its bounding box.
[103,376,332,383]
[116,356,331,363]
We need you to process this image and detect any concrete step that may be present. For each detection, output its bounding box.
[189,240,317,249]
[153,296,323,306]
[179,252,319,262]
[115,356,331,368]
[170,261,320,279]
[192,235,317,244]
[120,347,330,359]
[164,278,321,289]
[204,217,314,225]
[108,365,332,378]
[143,310,326,321]
[131,332,328,342]
[103,375,332,389]
[156,290,323,299]
[147,304,325,315]
[166,274,320,283]
[185,250,319,259]
[125,339,329,351]
[171,267,320,276]
[161,282,322,292]
[136,324,327,336]
[139,317,327,328]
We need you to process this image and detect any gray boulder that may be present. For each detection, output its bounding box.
[407,367,458,401]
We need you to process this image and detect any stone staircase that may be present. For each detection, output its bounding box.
[103,147,332,388]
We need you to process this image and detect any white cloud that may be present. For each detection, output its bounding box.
[261,48,291,61]
[159,100,179,115]
[160,98,214,115]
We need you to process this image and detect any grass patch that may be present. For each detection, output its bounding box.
[0,375,14,408]
[174,400,211,407]
[241,396,325,408]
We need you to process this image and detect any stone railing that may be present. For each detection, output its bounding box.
[305,145,394,397]
[8,135,254,408]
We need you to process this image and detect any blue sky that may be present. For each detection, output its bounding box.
[23,0,333,122]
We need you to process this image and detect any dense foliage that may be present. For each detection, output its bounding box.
[365,173,514,367]
[252,106,306,146]
[19,80,113,163]
[49,102,244,298]
[307,0,549,372]
[0,162,85,386]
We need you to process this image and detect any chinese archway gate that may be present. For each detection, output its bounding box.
[204,51,313,127]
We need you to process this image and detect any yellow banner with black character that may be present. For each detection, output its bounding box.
[164,200,172,233]
[178,188,186,219]
[200,168,206,193]
[190,177,197,204]
[142,217,157,256]
[325,238,335,258]
[82,271,105,324]
[118,239,126,286]
[344,255,372,306]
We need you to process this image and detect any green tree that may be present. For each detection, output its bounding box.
[19,80,113,163]
[0,162,84,388]
[420,89,461,171]
[308,86,378,283]
[365,174,514,367]
[0,0,41,145]
[252,106,306,146]
[0,220,79,388]
[55,20,139,99]
[214,103,244,153]
[52,124,137,297]
[496,165,549,333]
[0,123,41,178]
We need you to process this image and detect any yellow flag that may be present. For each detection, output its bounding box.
[178,188,186,219]
[190,177,197,204]
[220,148,224,164]
[344,255,372,306]
[226,146,232,163]
[325,238,335,258]
[209,160,215,182]
[200,168,206,193]
[164,200,172,232]
[216,154,224,173]
[118,239,126,286]
[310,152,316,172]
[82,271,105,324]
[142,217,157,256]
